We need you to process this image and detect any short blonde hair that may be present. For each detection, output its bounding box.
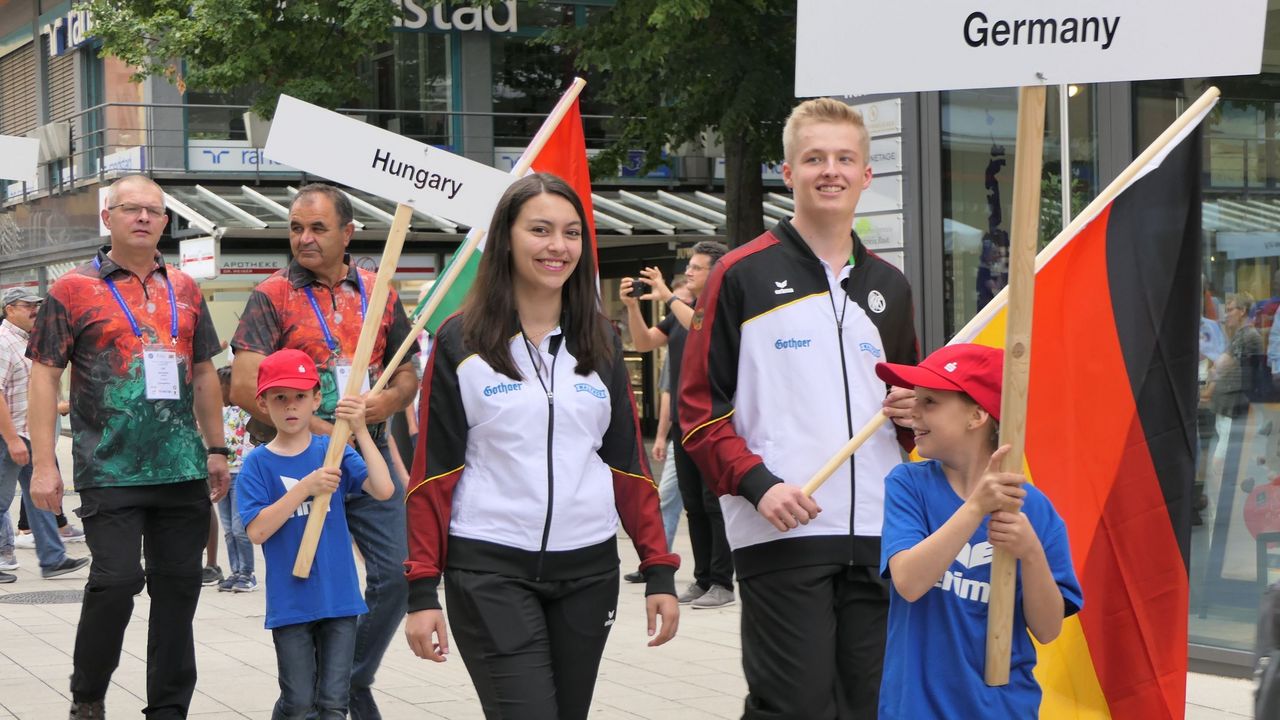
[1227,291,1256,313]
[106,174,164,208]
[782,98,870,163]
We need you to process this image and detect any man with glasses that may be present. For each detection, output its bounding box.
[27,174,230,720]
[620,240,735,610]
[0,288,90,584]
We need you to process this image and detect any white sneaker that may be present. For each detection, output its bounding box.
[0,551,18,571]
[14,533,34,549]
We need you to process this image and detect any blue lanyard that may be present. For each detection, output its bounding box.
[93,256,178,344]
[303,272,367,352]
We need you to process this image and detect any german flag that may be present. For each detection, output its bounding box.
[955,104,1209,718]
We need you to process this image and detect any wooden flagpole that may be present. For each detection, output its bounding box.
[984,84,1046,686]
[293,203,412,577]
[802,86,1222,500]
[366,76,588,396]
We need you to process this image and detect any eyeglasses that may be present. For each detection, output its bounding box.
[10,301,41,310]
[108,203,166,218]
[686,262,710,273]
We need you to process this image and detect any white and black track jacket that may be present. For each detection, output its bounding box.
[680,218,919,579]
[406,315,678,611]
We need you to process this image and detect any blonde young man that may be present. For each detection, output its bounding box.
[680,99,919,718]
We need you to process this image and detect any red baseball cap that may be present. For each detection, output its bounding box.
[875,343,1004,420]
[256,348,320,397]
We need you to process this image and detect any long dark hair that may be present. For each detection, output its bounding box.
[461,173,612,380]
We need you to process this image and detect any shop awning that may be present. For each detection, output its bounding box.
[1203,196,1280,233]
[161,183,783,241]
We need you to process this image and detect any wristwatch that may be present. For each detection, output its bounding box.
[206,446,232,457]
[665,295,684,310]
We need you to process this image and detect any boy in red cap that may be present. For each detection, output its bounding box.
[874,343,1082,719]
[235,348,393,719]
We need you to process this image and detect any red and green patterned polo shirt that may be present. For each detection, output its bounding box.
[27,247,222,490]
[230,257,415,426]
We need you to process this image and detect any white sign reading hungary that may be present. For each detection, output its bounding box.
[796,0,1268,96]
[265,95,514,228]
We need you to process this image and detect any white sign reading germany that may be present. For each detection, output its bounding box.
[265,95,515,228]
[795,0,1267,96]
[0,135,39,187]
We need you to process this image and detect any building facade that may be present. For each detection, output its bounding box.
[3,0,1280,672]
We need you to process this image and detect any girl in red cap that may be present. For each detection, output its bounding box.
[873,343,1082,719]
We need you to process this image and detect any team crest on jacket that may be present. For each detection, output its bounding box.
[692,308,704,330]
[867,290,887,314]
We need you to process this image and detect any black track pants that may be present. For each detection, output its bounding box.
[71,480,209,718]
[739,564,889,719]
[444,567,620,720]
[673,439,734,589]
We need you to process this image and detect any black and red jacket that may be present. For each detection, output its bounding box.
[406,315,678,610]
[680,218,919,578]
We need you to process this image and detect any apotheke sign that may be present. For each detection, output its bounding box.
[394,0,517,33]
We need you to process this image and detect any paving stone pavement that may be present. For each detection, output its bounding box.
[0,439,1257,718]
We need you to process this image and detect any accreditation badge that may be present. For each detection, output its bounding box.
[334,357,371,395]
[142,345,181,400]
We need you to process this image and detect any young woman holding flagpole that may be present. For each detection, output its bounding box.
[403,173,679,719]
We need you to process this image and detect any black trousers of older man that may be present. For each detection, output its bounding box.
[70,480,210,719]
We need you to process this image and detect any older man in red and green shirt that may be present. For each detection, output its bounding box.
[28,174,230,720]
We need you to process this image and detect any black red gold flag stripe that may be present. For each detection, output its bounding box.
[960,112,1203,719]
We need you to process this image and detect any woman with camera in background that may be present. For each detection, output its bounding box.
[619,240,734,610]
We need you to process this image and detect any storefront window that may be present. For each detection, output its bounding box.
[186,87,254,140]
[0,267,40,295]
[362,34,451,147]
[491,31,578,147]
[939,86,1098,338]
[490,7,612,149]
[1140,75,1280,654]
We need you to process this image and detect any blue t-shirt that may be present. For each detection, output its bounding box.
[237,435,370,629]
[878,460,1083,719]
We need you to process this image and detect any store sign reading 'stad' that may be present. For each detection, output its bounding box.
[795,0,1267,97]
[265,95,514,228]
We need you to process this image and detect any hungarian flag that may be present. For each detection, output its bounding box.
[954,106,1209,718]
[419,95,597,333]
